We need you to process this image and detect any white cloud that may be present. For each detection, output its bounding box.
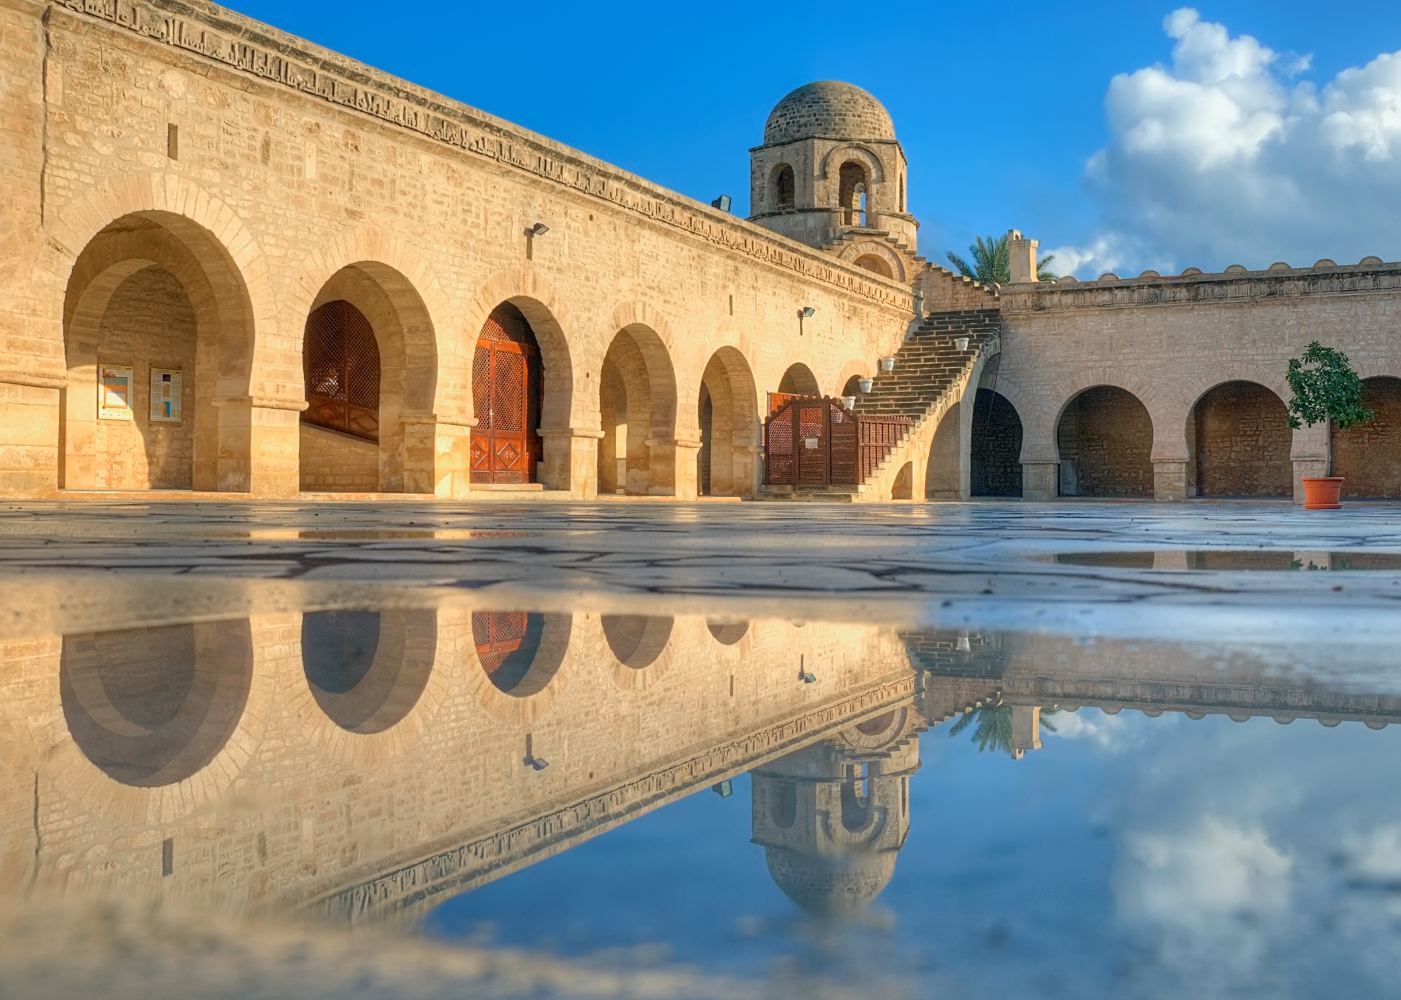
[1054,7,1401,277]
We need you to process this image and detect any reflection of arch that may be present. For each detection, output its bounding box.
[61,620,253,787]
[1188,381,1291,497]
[706,619,749,645]
[599,322,679,495]
[472,611,570,698]
[772,163,795,210]
[698,347,759,497]
[299,260,439,493]
[61,211,257,491]
[840,767,875,833]
[971,389,1023,497]
[1056,386,1153,497]
[1333,377,1401,498]
[602,615,674,668]
[301,609,436,734]
[778,363,820,397]
[770,781,797,828]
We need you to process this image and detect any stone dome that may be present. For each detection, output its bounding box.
[763,81,896,146]
[764,846,897,917]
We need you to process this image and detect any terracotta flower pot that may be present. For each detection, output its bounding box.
[1301,476,1345,510]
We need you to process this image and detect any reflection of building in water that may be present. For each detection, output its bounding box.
[752,708,924,917]
[9,613,1401,927]
[0,610,919,922]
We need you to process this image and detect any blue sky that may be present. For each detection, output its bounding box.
[224,2,1401,277]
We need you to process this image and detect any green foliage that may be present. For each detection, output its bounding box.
[946,233,1058,284]
[1284,341,1373,430]
[947,702,1059,758]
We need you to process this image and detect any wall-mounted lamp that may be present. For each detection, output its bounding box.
[798,669,817,684]
[711,780,734,798]
[524,222,549,261]
[800,306,816,319]
[711,194,732,213]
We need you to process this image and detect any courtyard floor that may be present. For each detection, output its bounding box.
[2,498,1400,640]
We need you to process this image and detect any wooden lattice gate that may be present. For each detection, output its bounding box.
[471,305,542,484]
[764,397,910,488]
[302,300,381,441]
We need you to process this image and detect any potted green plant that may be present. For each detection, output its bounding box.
[1285,341,1373,509]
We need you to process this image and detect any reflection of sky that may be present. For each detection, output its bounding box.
[422,710,1401,997]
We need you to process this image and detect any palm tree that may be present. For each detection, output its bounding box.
[947,702,1059,757]
[946,233,1058,284]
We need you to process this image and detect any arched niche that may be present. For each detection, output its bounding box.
[1188,381,1291,497]
[1056,386,1153,497]
[61,211,256,492]
[1332,377,1401,498]
[777,363,820,397]
[60,620,253,787]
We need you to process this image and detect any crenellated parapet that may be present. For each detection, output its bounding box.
[1002,256,1401,315]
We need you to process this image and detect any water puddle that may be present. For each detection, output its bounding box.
[4,586,1401,998]
[1053,549,1401,571]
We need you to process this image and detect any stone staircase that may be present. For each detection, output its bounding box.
[851,308,1001,421]
[758,308,1000,501]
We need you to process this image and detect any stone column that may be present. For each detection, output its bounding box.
[402,415,474,498]
[1152,459,1188,502]
[216,395,303,497]
[1290,423,1330,504]
[538,427,602,498]
[647,436,701,499]
[0,371,63,497]
[1021,461,1058,501]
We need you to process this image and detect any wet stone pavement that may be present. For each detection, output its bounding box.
[1,498,1400,999]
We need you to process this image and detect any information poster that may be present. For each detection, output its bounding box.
[98,364,134,421]
[149,368,183,423]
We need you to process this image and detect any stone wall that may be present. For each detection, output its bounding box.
[997,261,1401,501]
[1056,386,1153,498]
[298,423,379,493]
[0,0,915,500]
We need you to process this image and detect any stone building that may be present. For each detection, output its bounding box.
[0,0,1397,504]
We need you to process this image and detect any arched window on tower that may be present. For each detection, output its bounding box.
[838,162,868,227]
[772,164,795,210]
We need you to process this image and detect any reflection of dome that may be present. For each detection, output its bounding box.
[764,846,897,917]
[763,81,896,145]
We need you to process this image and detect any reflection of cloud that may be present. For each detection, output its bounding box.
[1045,708,1143,754]
[1125,817,1293,926]
[1341,825,1401,884]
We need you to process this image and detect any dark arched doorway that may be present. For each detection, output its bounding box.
[971,389,1023,497]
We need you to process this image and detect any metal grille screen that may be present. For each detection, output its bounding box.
[302,300,380,441]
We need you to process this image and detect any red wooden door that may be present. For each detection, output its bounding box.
[471,306,541,484]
